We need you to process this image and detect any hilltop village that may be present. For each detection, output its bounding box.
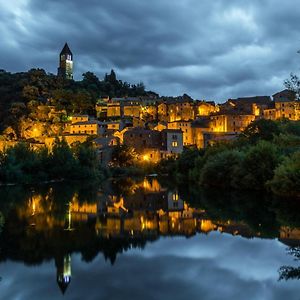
[0,43,299,165]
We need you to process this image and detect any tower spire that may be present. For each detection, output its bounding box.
[57,43,73,80]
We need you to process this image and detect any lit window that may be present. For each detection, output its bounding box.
[172,141,178,147]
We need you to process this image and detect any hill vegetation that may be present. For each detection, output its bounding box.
[0,68,152,133]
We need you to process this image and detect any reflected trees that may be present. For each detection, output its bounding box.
[279,247,300,280]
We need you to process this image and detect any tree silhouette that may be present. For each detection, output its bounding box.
[279,246,300,280]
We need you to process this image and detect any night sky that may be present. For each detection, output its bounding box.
[1,0,300,101]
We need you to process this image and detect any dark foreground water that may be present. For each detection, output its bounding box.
[0,178,299,300]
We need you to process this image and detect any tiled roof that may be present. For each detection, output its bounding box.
[229,96,271,104]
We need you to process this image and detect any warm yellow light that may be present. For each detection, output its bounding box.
[143,154,150,161]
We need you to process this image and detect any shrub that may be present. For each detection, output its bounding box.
[199,149,243,188]
[239,141,282,190]
[268,151,300,197]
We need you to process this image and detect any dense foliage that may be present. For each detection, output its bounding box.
[159,119,300,197]
[0,139,103,184]
[0,68,150,132]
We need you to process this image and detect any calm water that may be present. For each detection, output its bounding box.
[0,178,299,300]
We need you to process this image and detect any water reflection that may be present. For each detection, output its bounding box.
[279,247,300,281]
[0,178,300,296]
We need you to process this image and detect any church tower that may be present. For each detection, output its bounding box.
[57,43,73,80]
[56,254,72,295]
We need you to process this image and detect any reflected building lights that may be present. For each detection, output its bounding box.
[6,178,300,295]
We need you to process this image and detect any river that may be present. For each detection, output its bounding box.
[0,177,299,299]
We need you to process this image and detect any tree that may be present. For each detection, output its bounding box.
[49,138,78,179]
[82,72,100,86]
[0,143,41,183]
[176,147,203,175]
[111,145,137,167]
[74,143,101,178]
[268,151,300,197]
[105,69,117,84]
[242,119,281,143]
[239,141,281,190]
[199,149,244,188]
[22,85,39,101]
[284,73,300,100]
[279,247,300,281]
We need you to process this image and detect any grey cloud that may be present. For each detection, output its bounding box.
[1,0,300,101]
[0,233,299,300]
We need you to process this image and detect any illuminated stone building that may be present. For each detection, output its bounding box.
[273,90,300,120]
[191,118,211,148]
[273,89,296,102]
[98,120,125,136]
[161,129,183,155]
[221,96,271,116]
[70,120,100,135]
[263,103,277,120]
[123,128,162,162]
[93,136,119,165]
[158,100,194,122]
[95,102,108,118]
[57,43,73,80]
[194,101,218,117]
[209,114,255,133]
[123,103,141,118]
[71,115,89,124]
[167,121,194,146]
[123,127,183,161]
[123,128,162,150]
[106,102,121,118]
[110,98,141,118]
[45,134,90,149]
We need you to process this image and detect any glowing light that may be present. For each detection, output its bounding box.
[143,154,150,161]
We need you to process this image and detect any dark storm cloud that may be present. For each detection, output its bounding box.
[1,0,300,101]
